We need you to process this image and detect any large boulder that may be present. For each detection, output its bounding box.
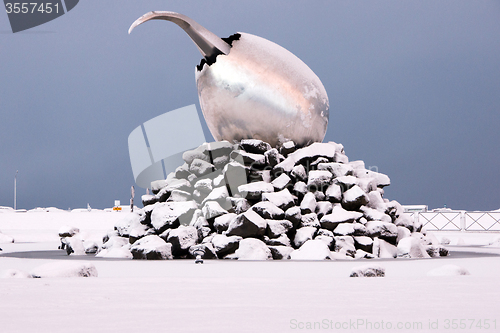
[166,225,199,256]
[226,209,267,238]
[252,201,285,220]
[397,236,430,258]
[320,205,363,230]
[211,234,242,258]
[290,240,331,260]
[233,238,272,260]
[130,235,173,260]
[293,227,317,248]
[150,201,198,233]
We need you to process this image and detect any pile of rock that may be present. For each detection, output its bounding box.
[104,139,447,260]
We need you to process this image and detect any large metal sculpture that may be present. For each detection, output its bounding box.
[129,11,329,148]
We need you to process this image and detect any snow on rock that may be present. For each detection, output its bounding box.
[350,265,385,277]
[58,225,80,238]
[202,201,228,220]
[290,239,331,260]
[233,238,272,260]
[213,213,237,233]
[271,173,292,191]
[266,220,293,238]
[262,188,295,211]
[124,139,431,261]
[130,235,173,260]
[95,247,133,259]
[31,262,98,278]
[373,238,397,258]
[268,245,294,260]
[294,227,317,248]
[427,264,470,276]
[65,236,86,256]
[226,209,267,238]
[320,205,363,230]
[166,225,199,256]
[397,236,430,258]
[252,201,285,220]
[150,201,198,232]
[342,185,369,210]
[211,234,242,258]
[238,181,274,201]
[300,192,317,214]
[240,139,271,154]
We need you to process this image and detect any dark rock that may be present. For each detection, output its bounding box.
[350,265,385,277]
[315,201,333,220]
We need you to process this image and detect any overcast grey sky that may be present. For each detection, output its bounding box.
[1,1,499,210]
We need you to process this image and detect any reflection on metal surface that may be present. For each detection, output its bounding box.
[129,11,329,148]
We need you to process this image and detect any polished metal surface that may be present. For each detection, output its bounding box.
[129,12,329,148]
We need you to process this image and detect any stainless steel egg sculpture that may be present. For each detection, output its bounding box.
[129,11,329,148]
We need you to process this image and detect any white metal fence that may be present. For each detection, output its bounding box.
[411,211,500,232]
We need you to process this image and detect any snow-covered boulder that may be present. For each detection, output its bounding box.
[350,265,385,277]
[427,264,470,276]
[65,236,86,256]
[290,240,331,260]
[58,225,79,238]
[293,227,317,248]
[213,213,237,233]
[226,209,267,238]
[373,238,397,258]
[266,220,293,238]
[166,225,199,255]
[234,238,272,260]
[150,201,198,232]
[268,246,294,260]
[397,236,430,258]
[238,181,274,200]
[31,262,98,278]
[95,247,133,259]
[130,235,173,260]
[265,233,291,247]
[252,201,285,220]
[320,205,363,230]
[211,234,242,258]
[262,188,296,211]
[342,185,369,210]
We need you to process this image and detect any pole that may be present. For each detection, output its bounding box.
[14,170,18,210]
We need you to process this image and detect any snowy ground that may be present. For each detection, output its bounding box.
[1,209,500,333]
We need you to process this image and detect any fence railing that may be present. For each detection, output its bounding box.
[411,211,500,232]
